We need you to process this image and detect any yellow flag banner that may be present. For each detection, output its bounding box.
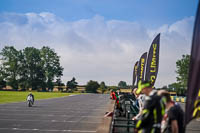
[137,52,147,85]
[145,33,160,86]
[132,61,138,88]
[185,1,200,125]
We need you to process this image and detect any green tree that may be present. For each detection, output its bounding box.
[0,66,6,90]
[66,77,78,92]
[85,80,100,93]
[99,81,107,94]
[23,47,46,90]
[0,63,7,89]
[40,46,63,91]
[168,82,181,92]
[118,81,127,88]
[161,85,168,90]
[17,50,30,90]
[0,79,6,89]
[0,46,20,90]
[107,86,118,91]
[56,78,64,91]
[176,54,190,89]
[0,46,64,91]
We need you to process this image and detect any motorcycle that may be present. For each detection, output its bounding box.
[27,95,33,107]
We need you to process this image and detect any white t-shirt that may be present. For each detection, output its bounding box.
[138,94,145,109]
[134,94,145,119]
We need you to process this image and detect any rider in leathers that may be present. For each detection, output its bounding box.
[135,80,166,133]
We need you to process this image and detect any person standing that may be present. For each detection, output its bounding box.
[160,91,185,133]
[132,88,145,120]
[135,80,166,133]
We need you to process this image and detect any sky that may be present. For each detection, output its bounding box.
[0,0,199,87]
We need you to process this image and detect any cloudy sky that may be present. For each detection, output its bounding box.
[0,0,198,87]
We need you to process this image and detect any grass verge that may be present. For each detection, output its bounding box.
[0,91,80,104]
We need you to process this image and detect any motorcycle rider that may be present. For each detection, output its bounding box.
[27,92,34,105]
[135,80,166,133]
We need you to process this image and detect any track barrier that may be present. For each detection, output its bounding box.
[170,96,186,103]
[110,93,137,133]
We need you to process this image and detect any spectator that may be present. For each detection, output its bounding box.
[132,88,145,120]
[160,91,185,133]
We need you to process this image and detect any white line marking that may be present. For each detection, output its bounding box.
[0,128,96,132]
[0,108,106,111]
[0,118,101,123]
[0,113,103,118]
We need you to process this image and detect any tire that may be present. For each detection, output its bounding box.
[28,101,32,107]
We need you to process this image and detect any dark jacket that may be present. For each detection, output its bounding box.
[136,90,166,133]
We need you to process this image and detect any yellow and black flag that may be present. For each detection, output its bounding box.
[145,33,160,86]
[137,52,147,85]
[132,61,138,87]
[185,1,200,125]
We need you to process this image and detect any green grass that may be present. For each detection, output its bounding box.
[0,91,80,104]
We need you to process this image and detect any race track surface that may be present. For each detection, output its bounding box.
[0,94,110,133]
[179,103,200,133]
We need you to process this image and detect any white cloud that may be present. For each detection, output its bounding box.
[0,12,194,87]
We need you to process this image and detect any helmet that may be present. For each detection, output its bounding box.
[136,80,152,95]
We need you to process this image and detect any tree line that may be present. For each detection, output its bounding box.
[84,80,128,93]
[0,45,132,93]
[0,46,63,91]
[66,78,131,93]
[55,78,110,94]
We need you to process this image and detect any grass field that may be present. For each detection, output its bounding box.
[0,91,80,104]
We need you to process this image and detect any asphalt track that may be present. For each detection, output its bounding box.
[1,94,200,133]
[179,103,200,133]
[0,94,110,133]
